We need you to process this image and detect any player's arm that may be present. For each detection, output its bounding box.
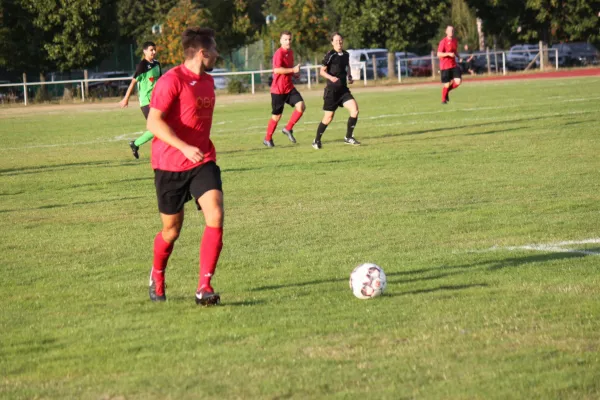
[273,64,300,75]
[147,108,203,163]
[437,42,454,59]
[119,78,137,108]
[320,66,338,83]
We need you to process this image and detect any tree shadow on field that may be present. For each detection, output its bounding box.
[0,159,139,176]
[251,251,591,294]
[368,114,551,141]
[0,196,144,213]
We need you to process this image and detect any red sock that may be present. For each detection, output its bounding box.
[152,232,174,296]
[442,86,449,101]
[450,81,459,90]
[285,110,303,131]
[266,119,278,141]
[198,226,223,291]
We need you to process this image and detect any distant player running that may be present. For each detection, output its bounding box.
[263,31,305,148]
[119,41,162,159]
[146,28,223,306]
[312,32,360,150]
[437,26,462,104]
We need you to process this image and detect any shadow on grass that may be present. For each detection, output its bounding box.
[251,251,590,292]
[386,283,489,297]
[0,159,140,176]
[0,196,144,213]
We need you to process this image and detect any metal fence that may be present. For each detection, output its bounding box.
[0,48,569,106]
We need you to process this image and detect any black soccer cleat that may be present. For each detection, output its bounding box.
[446,92,450,103]
[195,287,220,306]
[282,128,297,143]
[263,139,275,148]
[129,141,140,159]
[149,270,166,302]
[312,140,322,150]
[344,137,361,146]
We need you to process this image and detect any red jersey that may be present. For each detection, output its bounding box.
[271,47,295,95]
[149,65,216,172]
[438,37,458,70]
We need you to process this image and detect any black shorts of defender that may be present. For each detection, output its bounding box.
[440,66,462,83]
[323,86,354,112]
[271,88,303,115]
[141,105,150,120]
[154,161,223,215]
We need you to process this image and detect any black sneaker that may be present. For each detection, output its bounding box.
[282,128,297,143]
[129,141,139,159]
[446,92,450,103]
[263,139,275,148]
[312,140,322,150]
[344,137,361,145]
[441,100,448,105]
[149,269,166,302]
[195,287,220,306]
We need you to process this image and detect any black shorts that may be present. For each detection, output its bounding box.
[441,67,462,83]
[141,105,150,120]
[271,88,303,115]
[154,161,223,215]
[323,86,354,112]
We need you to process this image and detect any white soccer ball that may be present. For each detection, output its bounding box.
[349,263,387,299]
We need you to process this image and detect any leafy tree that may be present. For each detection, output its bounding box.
[23,0,118,71]
[155,0,211,65]
[333,0,449,78]
[117,0,179,42]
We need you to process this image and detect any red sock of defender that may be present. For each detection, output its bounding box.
[198,226,223,291]
[442,86,449,101]
[152,232,174,296]
[266,119,278,141]
[450,81,459,90]
[285,110,303,131]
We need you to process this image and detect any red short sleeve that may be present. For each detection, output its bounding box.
[272,50,283,68]
[437,39,446,53]
[150,73,180,114]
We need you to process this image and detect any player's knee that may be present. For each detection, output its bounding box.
[323,115,333,125]
[298,103,306,113]
[205,207,224,228]
[351,109,359,118]
[272,114,282,122]
[162,226,181,243]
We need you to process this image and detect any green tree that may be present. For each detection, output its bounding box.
[23,0,118,71]
[334,0,449,78]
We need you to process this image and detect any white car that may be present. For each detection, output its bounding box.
[208,68,229,90]
[507,44,540,70]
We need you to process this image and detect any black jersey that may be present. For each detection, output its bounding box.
[322,49,350,87]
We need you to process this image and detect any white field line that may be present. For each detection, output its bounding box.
[1,95,598,151]
[471,238,600,256]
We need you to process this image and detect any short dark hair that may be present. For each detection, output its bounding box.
[182,27,216,59]
[142,41,156,50]
[330,32,343,41]
[280,31,292,38]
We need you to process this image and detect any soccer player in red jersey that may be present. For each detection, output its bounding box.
[437,25,462,104]
[146,27,223,306]
[263,31,305,148]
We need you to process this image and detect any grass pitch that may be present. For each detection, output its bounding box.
[1,76,600,399]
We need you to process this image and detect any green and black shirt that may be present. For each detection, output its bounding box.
[134,59,161,107]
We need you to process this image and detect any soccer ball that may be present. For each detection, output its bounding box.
[349,263,387,299]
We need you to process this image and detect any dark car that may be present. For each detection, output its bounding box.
[550,42,598,66]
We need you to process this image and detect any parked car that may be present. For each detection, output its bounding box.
[459,51,501,74]
[87,71,130,96]
[550,42,599,66]
[407,58,432,77]
[208,68,229,90]
[347,49,388,80]
[506,44,540,70]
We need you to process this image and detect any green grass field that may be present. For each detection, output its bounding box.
[1,76,600,399]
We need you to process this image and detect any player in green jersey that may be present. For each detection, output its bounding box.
[119,41,162,159]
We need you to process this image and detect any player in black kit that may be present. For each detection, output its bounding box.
[312,32,360,149]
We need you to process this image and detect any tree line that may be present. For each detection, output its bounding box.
[0,0,598,76]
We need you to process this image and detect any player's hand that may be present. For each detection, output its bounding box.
[330,76,339,83]
[181,145,204,163]
[449,52,455,58]
[347,76,353,84]
[118,99,128,108]
[292,64,301,74]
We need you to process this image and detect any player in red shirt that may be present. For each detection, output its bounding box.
[146,27,222,306]
[437,25,462,104]
[263,31,305,148]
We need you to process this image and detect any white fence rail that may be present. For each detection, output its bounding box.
[0,48,562,105]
